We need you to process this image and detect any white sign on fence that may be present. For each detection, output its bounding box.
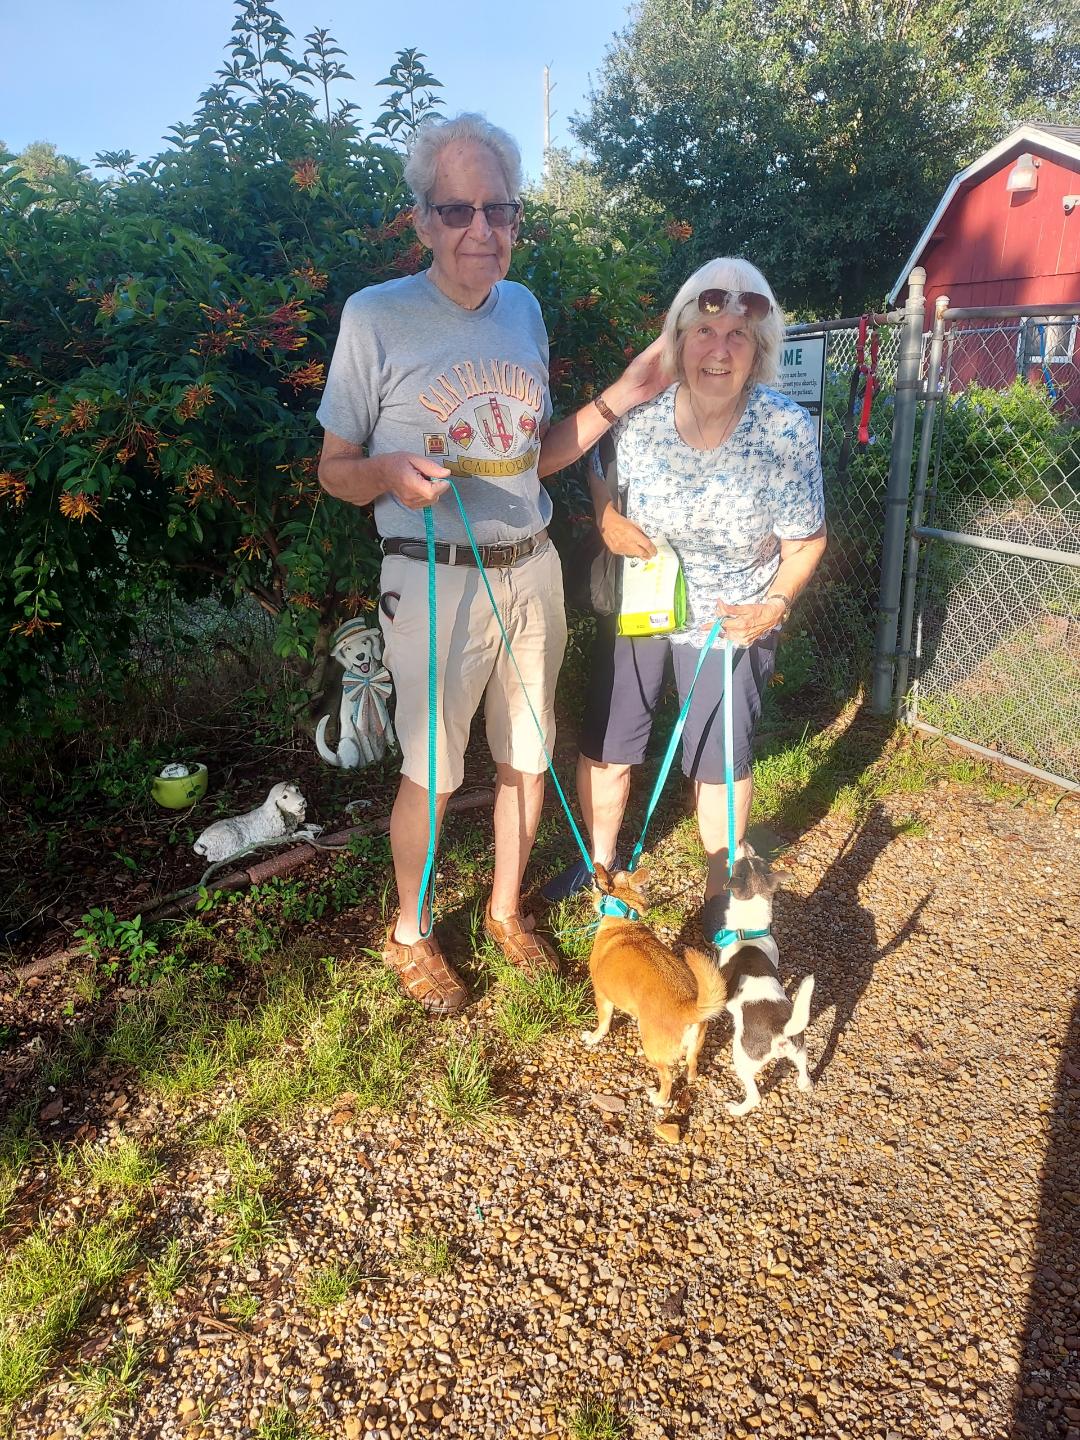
[776,336,826,448]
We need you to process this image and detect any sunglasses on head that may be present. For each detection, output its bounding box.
[697,288,772,321]
[431,202,522,229]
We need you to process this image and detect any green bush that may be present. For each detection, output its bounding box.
[0,1,668,747]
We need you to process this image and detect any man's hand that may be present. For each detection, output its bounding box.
[605,336,673,416]
[384,453,452,509]
[598,508,657,559]
[715,595,786,647]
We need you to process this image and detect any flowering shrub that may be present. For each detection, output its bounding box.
[0,1,667,743]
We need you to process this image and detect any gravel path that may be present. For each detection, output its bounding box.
[8,777,1080,1440]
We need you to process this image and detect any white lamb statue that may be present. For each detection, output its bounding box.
[315,619,396,770]
[193,781,311,864]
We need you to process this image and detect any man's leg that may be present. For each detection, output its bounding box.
[390,776,453,945]
[489,763,546,922]
[695,774,753,901]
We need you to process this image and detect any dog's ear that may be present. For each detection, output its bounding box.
[626,864,649,899]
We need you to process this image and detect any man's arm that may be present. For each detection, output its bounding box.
[318,430,451,510]
[538,336,671,479]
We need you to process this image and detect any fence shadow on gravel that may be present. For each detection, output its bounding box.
[1009,981,1080,1439]
[799,802,932,1086]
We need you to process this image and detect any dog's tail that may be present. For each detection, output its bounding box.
[684,948,729,1022]
[783,974,815,1039]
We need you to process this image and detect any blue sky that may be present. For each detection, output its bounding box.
[0,0,633,181]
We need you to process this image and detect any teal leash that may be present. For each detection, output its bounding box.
[625,617,725,875]
[416,506,438,938]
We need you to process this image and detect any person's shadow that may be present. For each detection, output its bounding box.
[1009,979,1080,1438]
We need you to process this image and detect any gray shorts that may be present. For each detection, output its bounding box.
[579,621,777,783]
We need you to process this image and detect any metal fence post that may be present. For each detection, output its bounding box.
[895,293,949,712]
[870,266,926,714]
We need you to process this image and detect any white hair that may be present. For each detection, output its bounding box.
[405,113,523,213]
[661,256,787,388]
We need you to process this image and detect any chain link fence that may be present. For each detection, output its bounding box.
[908,311,1080,788]
[787,320,903,697]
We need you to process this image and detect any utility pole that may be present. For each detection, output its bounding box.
[542,64,556,180]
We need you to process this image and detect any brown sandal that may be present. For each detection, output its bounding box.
[484,905,559,978]
[383,918,468,1016]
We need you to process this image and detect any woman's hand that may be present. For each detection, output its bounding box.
[604,336,673,416]
[714,595,786,647]
[598,507,657,558]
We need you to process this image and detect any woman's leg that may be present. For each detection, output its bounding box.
[694,773,753,901]
[578,754,632,869]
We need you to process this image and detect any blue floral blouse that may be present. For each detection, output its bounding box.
[609,384,825,647]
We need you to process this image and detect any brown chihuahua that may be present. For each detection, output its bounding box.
[583,865,728,1107]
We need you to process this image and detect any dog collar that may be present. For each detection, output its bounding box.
[712,926,771,948]
[599,895,640,922]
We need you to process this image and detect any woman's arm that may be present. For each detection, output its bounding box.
[587,457,656,559]
[716,525,827,647]
[538,336,671,479]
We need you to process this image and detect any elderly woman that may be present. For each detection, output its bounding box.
[317,112,665,1015]
[543,257,827,922]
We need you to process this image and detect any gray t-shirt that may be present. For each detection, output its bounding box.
[317,271,553,545]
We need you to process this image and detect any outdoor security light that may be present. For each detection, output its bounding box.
[1005,152,1039,193]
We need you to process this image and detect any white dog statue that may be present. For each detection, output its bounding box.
[193,781,311,864]
[315,619,396,770]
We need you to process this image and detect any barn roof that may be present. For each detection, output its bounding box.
[887,124,1080,304]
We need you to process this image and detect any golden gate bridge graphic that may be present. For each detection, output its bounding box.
[474,399,515,454]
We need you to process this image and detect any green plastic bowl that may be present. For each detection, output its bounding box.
[151,762,209,809]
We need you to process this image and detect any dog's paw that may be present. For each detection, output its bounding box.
[646,1087,667,1109]
[797,1075,814,1093]
[725,1098,758,1118]
[581,1029,604,1048]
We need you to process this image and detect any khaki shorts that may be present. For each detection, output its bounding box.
[378,541,568,792]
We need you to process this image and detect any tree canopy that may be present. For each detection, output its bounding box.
[574,0,1080,314]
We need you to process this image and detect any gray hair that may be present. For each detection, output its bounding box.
[405,113,523,213]
[661,256,787,389]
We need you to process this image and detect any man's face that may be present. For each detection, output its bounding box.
[414,140,518,307]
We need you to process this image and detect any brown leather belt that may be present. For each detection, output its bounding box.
[381,528,548,569]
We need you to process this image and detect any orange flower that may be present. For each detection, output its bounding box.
[342,590,375,616]
[390,242,425,275]
[284,360,325,392]
[59,491,101,522]
[182,463,216,506]
[10,616,60,638]
[290,263,329,292]
[380,209,414,240]
[548,357,572,386]
[60,399,100,435]
[289,591,319,610]
[176,383,214,421]
[291,159,320,191]
[638,293,655,308]
[235,534,266,560]
[0,472,28,508]
[98,291,119,318]
[665,220,693,241]
[573,294,599,311]
[32,398,62,428]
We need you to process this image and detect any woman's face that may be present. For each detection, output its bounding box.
[680,310,757,405]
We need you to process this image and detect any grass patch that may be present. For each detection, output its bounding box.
[492,968,593,1054]
[210,1140,279,1262]
[396,1233,456,1279]
[430,1037,505,1131]
[0,1215,137,1407]
[85,1137,163,1193]
[67,1336,143,1432]
[255,1401,320,1440]
[145,1238,190,1306]
[222,1288,260,1324]
[567,1396,631,1439]
[300,1263,363,1309]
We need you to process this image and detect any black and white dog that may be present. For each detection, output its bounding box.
[706,846,814,1117]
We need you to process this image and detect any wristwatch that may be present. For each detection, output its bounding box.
[764,591,792,626]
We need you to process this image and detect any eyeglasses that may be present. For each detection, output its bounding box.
[697,288,772,321]
[430,202,522,229]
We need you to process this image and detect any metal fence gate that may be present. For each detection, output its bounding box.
[790,275,1080,792]
[902,303,1080,791]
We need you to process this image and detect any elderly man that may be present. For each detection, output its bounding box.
[318,112,664,1015]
